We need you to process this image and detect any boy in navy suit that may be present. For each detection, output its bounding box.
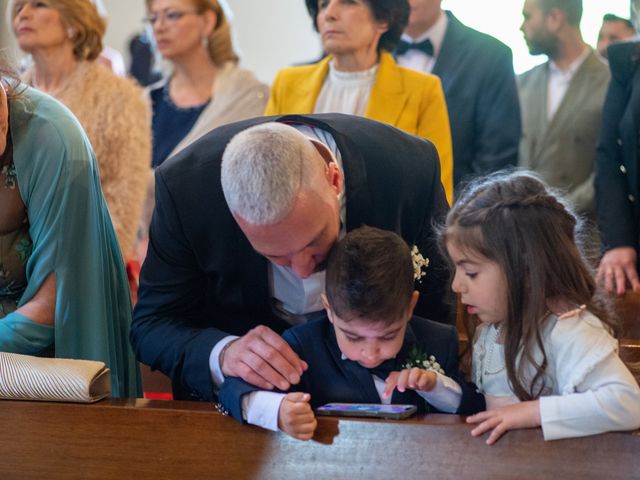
[218,226,485,440]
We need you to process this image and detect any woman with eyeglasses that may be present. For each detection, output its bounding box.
[10,0,152,263]
[265,0,454,203]
[144,0,268,168]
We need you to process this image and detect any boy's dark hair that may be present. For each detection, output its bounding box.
[305,0,410,52]
[325,225,414,325]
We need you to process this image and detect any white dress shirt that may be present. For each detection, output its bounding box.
[546,47,590,120]
[395,10,448,74]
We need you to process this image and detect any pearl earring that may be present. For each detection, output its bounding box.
[67,28,74,39]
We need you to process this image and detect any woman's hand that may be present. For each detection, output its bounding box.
[466,400,541,445]
[597,247,640,295]
[383,368,438,399]
[278,392,317,441]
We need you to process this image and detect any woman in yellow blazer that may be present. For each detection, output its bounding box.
[265,0,453,202]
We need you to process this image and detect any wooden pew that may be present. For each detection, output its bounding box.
[1,399,638,479]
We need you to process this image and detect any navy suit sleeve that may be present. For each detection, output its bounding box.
[131,169,228,402]
[471,45,520,177]
[441,328,486,415]
[218,329,307,424]
[595,44,638,251]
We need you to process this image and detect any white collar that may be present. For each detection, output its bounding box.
[401,9,448,58]
[549,46,590,76]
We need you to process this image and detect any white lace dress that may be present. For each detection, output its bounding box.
[472,310,640,440]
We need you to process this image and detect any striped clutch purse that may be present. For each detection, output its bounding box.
[0,352,111,403]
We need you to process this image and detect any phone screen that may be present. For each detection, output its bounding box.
[316,403,417,419]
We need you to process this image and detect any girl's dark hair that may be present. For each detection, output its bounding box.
[304,0,410,52]
[441,171,616,400]
[326,225,414,324]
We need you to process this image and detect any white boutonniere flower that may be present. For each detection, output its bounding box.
[402,345,444,374]
[411,245,429,282]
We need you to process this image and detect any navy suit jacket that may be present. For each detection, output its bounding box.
[131,114,452,401]
[218,316,485,422]
[431,12,520,189]
[595,41,640,258]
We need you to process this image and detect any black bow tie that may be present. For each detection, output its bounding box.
[396,38,434,57]
[368,357,401,380]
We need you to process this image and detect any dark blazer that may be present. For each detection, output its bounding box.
[595,41,640,257]
[131,114,452,401]
[431,11,520,189]
[218,316,485,421]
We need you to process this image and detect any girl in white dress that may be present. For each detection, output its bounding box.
[442,170,640,444]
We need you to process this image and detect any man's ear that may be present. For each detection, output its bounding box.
[545,7,565,31]
[322,293,335,323]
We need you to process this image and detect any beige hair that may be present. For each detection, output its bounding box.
[221,123,324,225]
[145,0,238,66]
[10,0,105,61]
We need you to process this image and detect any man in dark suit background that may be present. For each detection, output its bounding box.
[131,114,452,401]
[395,0,520,191]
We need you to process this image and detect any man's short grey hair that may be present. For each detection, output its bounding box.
[221,123,322,225]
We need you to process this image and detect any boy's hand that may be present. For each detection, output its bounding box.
[383,368,438,399]
[278,392,317,441]
[466,400,541,445]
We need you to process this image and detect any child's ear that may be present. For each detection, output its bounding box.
[321,293,335,324]
[406,291,420,318]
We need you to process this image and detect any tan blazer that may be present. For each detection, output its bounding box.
[265,51,454,203]
[518,50,610,215]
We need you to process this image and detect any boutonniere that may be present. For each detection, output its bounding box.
[411,245,429,282]
[402,345,444,374]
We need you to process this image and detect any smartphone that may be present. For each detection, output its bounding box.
[316,403,417,420]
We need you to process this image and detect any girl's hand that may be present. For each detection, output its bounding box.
[277,392,317,441]
[466,400,541,445]
[383,368,437,399]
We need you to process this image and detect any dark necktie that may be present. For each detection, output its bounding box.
[395,38,434,57]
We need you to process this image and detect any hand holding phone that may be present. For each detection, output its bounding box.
[316,403,417,420]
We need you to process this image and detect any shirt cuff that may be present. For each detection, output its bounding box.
[417,372,462,413]
[209,335,240,387]
[241,390,286,432]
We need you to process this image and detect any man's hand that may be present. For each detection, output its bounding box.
[278,392,317,441]
[597,247,640,296]
[466,400,541,445]
[382,368,437,399]
[220,325,307,390]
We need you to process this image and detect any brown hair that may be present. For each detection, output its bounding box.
[326,225,414,325]
[441,171,616,400]
[10,0,105,61]
[145,0,238,66]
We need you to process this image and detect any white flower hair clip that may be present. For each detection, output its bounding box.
[411,245,429,282]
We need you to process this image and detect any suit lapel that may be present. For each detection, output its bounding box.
[432,11,464,89]
[629,63,640,197]
[290,56,331,114]
[528,66,550,164]
[365,52,409,127]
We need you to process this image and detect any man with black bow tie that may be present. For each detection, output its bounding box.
[396,0,521,191]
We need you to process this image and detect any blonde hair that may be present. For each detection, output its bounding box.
[145,0,238,66]
[10,0,105,61]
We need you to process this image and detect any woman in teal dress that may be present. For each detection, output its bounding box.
[0,61,140,397]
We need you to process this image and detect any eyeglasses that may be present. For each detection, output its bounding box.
[143,10,199,26]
